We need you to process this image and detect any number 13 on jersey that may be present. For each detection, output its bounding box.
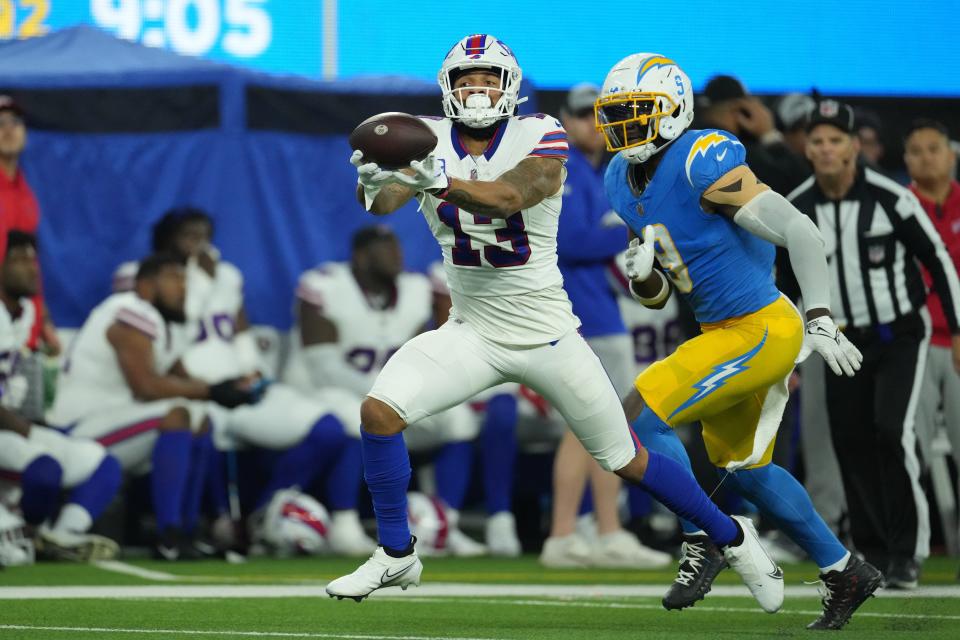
[437,202,531,268]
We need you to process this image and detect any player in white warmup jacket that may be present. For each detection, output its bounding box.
[0,232,121,562]
[51,253,258,560]
[115,209,374,556]
[326,34,783,610]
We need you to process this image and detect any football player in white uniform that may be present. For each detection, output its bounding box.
[0,232,121,561]
[292,226,484,556]
[51,253,257,559]
[128,209,374,556]
[327,34,783,611]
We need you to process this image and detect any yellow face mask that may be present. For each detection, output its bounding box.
[594,91,678,152]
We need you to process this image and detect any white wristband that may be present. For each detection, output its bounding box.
[630,271,670,306]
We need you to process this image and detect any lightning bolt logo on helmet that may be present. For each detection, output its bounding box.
[594,53,695,164]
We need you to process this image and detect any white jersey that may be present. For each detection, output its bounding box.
[50,292,183,423]
[179,261,246,382]
[0,299,34,359]
[115,259,246,383]
[619,297,682,371]
[0,299,35,404]
[296,262,431,389]
[416,115,579,345]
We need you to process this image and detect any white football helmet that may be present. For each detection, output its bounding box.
[258,489,331,556]
[0,504,34,567]
[439,34,525,128]
[595,53,694,163]
[407,492,450,556]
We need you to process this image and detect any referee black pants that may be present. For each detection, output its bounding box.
[824,312,930,566]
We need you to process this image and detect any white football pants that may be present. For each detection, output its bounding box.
[368,319,636,472]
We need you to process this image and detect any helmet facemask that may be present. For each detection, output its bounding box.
[594,92,679,163]
[441,65,522,128]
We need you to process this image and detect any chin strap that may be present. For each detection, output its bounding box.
[623,143,659,164]
[622,132,684,165]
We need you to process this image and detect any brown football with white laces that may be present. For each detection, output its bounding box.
[349,112,438,169]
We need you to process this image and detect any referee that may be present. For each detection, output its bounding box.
[789,100,960,589]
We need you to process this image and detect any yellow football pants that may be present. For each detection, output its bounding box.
[635,296,803,469]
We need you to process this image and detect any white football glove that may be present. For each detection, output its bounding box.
[350,150,394,209]
[795,315,863,377]
[625,225,657,282]
[388,154,450,193]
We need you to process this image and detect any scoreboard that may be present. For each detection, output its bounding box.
[0,1,316,74]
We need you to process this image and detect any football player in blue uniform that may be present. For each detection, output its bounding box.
[595,54,882,630]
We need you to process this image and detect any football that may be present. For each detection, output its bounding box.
[349,112,438,169]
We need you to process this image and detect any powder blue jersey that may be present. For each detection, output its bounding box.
[604,129,779,323]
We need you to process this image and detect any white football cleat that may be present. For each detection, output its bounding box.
[539,533,592,568]
[576,513,599,542]
[326,546,423,602]
[723,515,784,613]
[36,529,119,562]
[592,529,672,569]
[485,511,521,557]
[447,527,487,557]
[327,510,378,557]
[443,509,486,557]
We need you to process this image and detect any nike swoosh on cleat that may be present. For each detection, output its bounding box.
[382,562,416,583]
[768,567,784,580]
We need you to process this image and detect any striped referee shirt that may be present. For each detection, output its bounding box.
[789,165,960,331]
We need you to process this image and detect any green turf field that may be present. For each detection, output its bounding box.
[2,556,959,639]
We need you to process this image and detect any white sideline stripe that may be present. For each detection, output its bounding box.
[0,626,498,640]
[93,561,179,582]
[1,583,959,600]
[402,597,960,622]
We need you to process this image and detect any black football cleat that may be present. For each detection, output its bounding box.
[807,555,883,630]
[884,557,920,590]
[662,533,728,610]
[152,528,204,562]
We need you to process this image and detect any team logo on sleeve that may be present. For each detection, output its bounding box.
[684,133,742,183]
